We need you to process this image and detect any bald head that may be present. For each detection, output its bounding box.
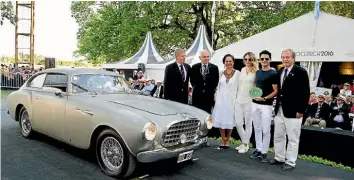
[199,50,210,64]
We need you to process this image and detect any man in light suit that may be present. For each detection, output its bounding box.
[270,49,310,171]
[163,49,191,104]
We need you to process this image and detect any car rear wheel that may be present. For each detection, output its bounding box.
[95,129,136,178]
[19,106,33,138]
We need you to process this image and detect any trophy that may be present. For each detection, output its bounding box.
[249,87,263,98]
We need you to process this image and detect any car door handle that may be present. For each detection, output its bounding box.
[76,108,94,116]
[33,96,40,99]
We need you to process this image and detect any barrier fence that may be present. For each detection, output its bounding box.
[1,73,33,89]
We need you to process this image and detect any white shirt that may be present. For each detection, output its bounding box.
[154,86,161,97]
[334,104,344,123]
[281,64,294,87]
[177,62,187,82]
[340,89,352,96]
[236,67,255,104]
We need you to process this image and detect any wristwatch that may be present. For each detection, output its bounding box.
[263,97,266,101]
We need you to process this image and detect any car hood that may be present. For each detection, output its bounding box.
[98,94,192,116]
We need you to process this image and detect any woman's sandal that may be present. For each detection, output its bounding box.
[223,141,230,149]
[217,140,225,149]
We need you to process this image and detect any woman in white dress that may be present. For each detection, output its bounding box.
[212,54,240,149]
[235,52,258,153]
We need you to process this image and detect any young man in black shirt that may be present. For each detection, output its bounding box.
[249,50,278,162]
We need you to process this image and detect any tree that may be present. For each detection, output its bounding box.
[0,1,15,25]
[71,1,354,64]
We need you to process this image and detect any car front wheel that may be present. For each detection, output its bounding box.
[96,129,136,178]
[19,106,33,138]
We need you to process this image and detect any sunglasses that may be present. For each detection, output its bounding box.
[260,58,270,61]
[244,58,253,62]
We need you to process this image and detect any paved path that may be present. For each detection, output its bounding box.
[1,97,354,180]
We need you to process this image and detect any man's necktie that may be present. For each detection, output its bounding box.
[203,64,207,76]
[315,103,322,118]
[180,65,185,82]
[282,68,288,85]
[154,87,160,97]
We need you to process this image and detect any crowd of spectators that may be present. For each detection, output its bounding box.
[303,81,354,131]
[1,63,43,88]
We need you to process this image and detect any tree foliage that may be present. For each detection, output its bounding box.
[71,1,354,64]
[0,1,15,26]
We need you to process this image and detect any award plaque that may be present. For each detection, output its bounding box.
[249,87,263,98]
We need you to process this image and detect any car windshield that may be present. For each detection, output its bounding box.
[71,74,132,94]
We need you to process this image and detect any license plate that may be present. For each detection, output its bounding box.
[177,150,193,163]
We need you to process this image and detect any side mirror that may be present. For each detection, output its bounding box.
[55,90,63,97]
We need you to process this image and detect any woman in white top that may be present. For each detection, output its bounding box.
[212,54,240,149]
[235,52,258,153]
[340,83,352,96]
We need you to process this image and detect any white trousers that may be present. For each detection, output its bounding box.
[251,102,273,154]
[235,102,252,144]
[274,107,302,167]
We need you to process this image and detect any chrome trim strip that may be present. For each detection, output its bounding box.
[137,137,208,163]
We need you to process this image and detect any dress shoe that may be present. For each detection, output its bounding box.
[282,164,295,171]
[269,159,285,165]
[260,154,268,163]
[249,150,262,159]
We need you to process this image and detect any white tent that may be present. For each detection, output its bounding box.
[145,25,214,80]
[101,32,165,69]
[211,11,354,68]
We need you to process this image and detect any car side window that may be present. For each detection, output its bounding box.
[43,74,68,92]
[28,73,46,88]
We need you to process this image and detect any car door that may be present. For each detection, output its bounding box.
[31,73,68,140]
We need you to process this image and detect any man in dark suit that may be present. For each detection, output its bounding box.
[163,49,191,104]
[269,49,310,171]
[152,81,164,98]
[304,94,330,128]
[328,95,351,130]
[190,50,219,113]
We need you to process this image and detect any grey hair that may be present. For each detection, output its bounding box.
[199,50,210,57]
[175,49,186,57]
[282,48,296,60]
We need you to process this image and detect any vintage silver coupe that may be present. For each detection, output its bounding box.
[7,68,213,178]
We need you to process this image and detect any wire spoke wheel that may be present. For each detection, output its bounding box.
[20,109,32,135]
[100,136,124,172]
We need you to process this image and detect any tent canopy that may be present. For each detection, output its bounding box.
[101,32,165,69]
[146,25,214,70]
[211,11,354,68]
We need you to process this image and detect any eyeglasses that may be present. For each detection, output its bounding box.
[260,58,270,61]
[244,58,253,62]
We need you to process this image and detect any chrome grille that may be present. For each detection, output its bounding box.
[162,119,200,147]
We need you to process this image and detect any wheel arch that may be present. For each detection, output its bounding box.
[89,125,135,156]
[15,104,25,121]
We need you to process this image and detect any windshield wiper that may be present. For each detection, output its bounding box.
[71,82,97,95]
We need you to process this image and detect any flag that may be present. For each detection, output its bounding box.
[314,1,320,20]
[211,1,216,25]
[211,1,217,49]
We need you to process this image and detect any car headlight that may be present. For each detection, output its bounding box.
[204,115,214,130]
[142,122,157,141]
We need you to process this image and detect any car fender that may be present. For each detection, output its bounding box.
[7,90,33,123]
[90,109,154,156]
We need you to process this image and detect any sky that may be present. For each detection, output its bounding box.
[0,0,79,61]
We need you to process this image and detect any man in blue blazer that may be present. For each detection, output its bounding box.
[269,49,310,171]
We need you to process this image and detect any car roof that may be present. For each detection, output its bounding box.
[42,68,118,76]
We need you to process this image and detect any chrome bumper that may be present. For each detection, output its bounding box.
[136,137,208,163]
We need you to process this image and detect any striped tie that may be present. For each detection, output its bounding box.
[315,103,322,118]
[180,65,185,82]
